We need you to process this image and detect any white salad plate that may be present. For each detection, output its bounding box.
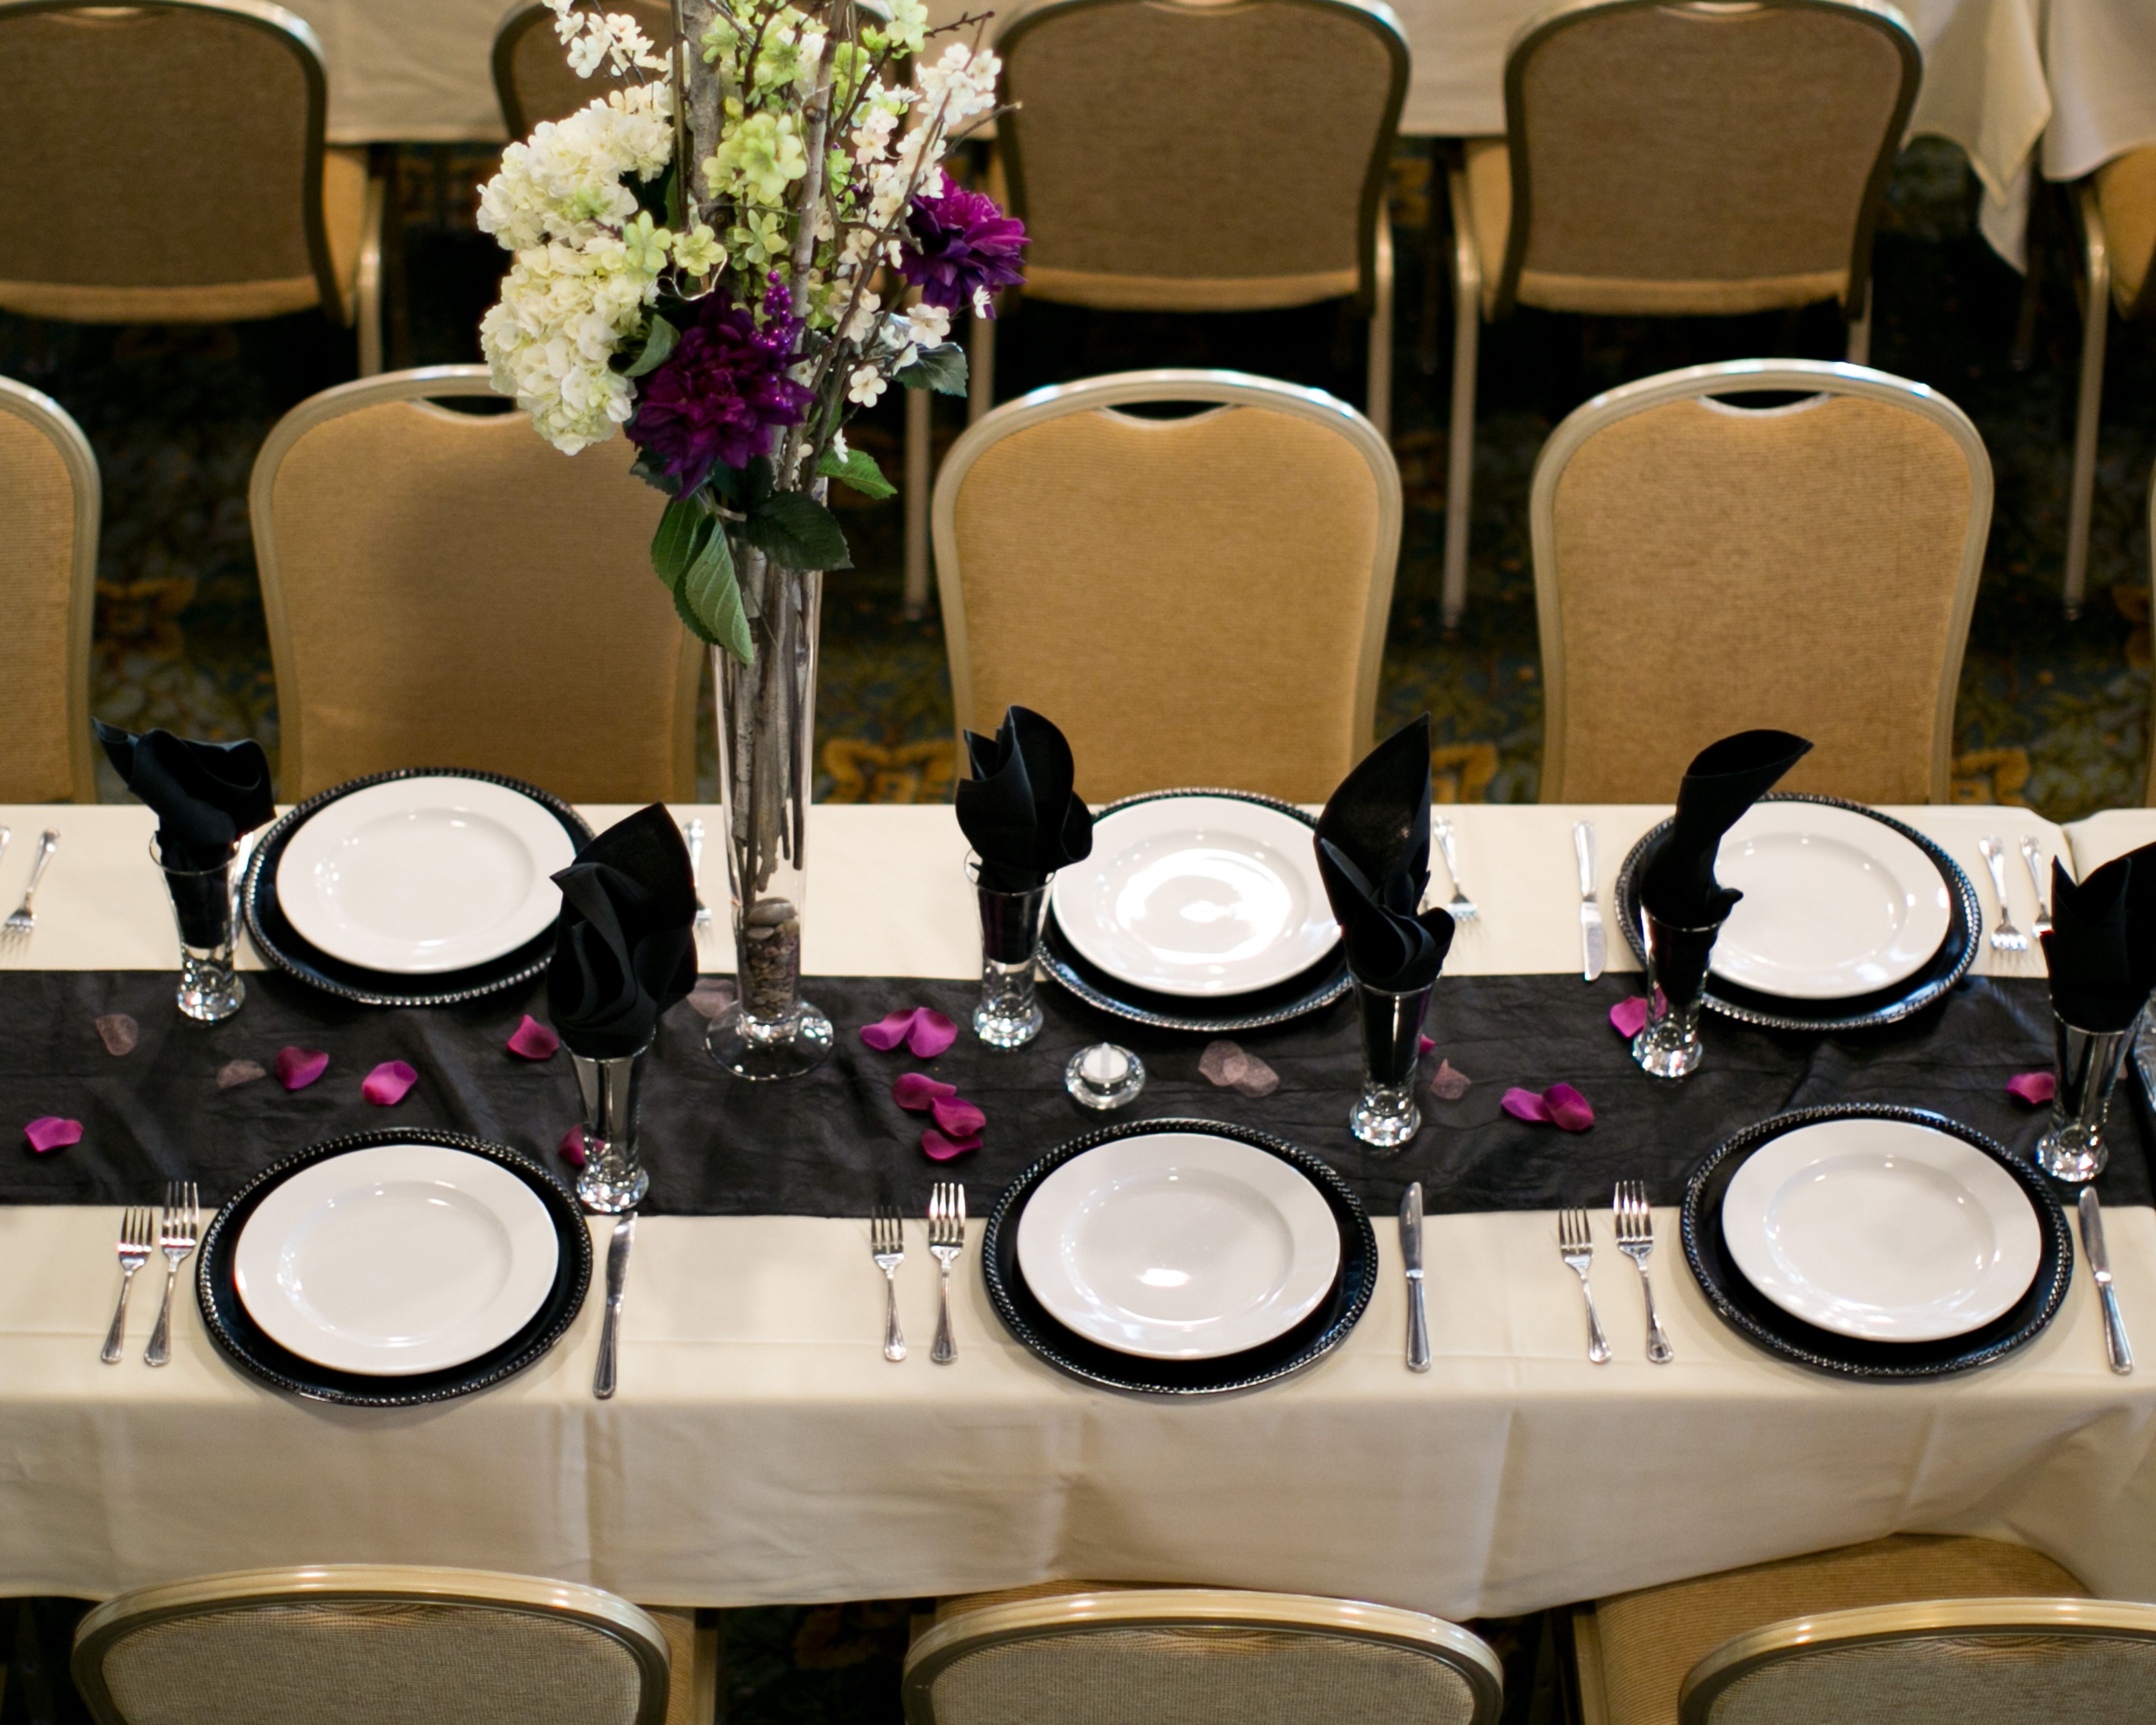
[1710,802,1953,999]
[1015,1130,1342,1360]
[234,1144,561,1375]
[1048,796,1336,998]
[1720,1117,2042,1343]
[276,776,576,974]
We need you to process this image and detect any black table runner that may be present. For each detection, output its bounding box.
[1,970,2147,1213]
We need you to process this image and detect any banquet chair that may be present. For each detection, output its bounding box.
[1531,359,1989,805]
[899,0,1408,613]
[904,1585,1505,1725]
[1570,1533,2156,1725]
[249,367,700,803]
[1440,0,1920,628]
[931,369,1401,804]
[0,377,98,802]
[70,1564,717,1725]
[0,0,386,374]
[2062,146,2156,618]
[493,0,678,136]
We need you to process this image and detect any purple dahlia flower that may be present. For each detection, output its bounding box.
[626,286,811,494]
[897,184,1027,317]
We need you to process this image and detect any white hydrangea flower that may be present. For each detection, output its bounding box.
[847,364,887,406]
[842,289,881,342]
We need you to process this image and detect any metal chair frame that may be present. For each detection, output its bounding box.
[2063,164,2156,620]
[0,374,100,802]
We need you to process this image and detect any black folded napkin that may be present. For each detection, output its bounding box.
[2045,854,2149,1032]
[1314,714,1455,992]
[94,721,275,871]
[547,804,698,1059]
[955,705,1093,893]
[1638,729,1814,925]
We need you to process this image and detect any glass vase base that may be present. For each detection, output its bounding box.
[974,998,1043,1049]
[706,1000,834,1080]
[1631,1020,1702,1080]
[1351,1087,1421,1150]
[577,1157,648,1215]
[2035,1123,2107,1183]
[175,960,243,1024]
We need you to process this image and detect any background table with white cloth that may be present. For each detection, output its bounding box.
[2,801,2155,1616]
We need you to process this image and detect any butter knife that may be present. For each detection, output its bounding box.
[2079,1188,2132,1375]
[1401,1182,1430,1372]
[594,1212,635,1399]
[1574,821,1604,982]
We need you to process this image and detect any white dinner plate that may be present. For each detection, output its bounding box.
[1720,1118,2042,1342]
[1709,803,1953,999]
[1048,796,1337,998]
[234,1144,561,1375]
[1015,1131,1342,1360]
[276,776,577,974]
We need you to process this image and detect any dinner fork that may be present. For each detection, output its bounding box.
[2,829,59,946]
[928,1182,966,1365]
[1431,819,1479,923]
[102,1207,155,1365]
[1557,1208,1611,1364]
[144,1180,200,1368]
[2020,836,2054,939]
[1978,837,2027,953]
[871,1204,907,1362]
[1612,1182,1673,1364]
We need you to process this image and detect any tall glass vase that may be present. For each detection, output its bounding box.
[705,547,834,1080]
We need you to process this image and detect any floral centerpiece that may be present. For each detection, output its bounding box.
[478,0,1025,1077]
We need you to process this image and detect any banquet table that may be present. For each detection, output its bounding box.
[3,799,2156,1619]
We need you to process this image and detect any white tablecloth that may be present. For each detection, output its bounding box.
[3,800,2155,1616]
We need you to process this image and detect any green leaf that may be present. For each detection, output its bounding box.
[680,521,756,664]
[816,442,897,500]
[622,314,679,379]
[650,497,709,592]
[745,490,853,571]
[896,342,968,396]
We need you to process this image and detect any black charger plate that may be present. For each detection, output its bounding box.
[196,1126,592,1406]
[1615,794,1981,1034]
[1681,1104,2072,1379]
[243,767,592,1007]
[982,1118,1376,1396]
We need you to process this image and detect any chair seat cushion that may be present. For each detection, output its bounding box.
[2097,146,2156,319]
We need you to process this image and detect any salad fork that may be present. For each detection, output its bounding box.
[928,1183,966,1365]
[1612,1182,1673,1363]
[2020,836,2054,938]
[1557,1208,1610,1364]
[870,1204,907,1362]
[1977,837,2027,953]
[102,1206,154,1365]
[144,1180,200,1368]
[1431,819,1479,923]
[2,829,59,946]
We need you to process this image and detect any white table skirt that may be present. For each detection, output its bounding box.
[1,799,2154,1616]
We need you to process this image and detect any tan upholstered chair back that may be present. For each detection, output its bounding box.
[1490,0,1918,318]
[932,370,1401,804]
[1679,1597,2156,1725]
[71,1564,673,1725]
[1531,361,1989,805]
[251,368,699,803]
[2095,146,2156,320]
[0,377,98,802]
[0,0,344,323]
[903,1587,1505,1725]
[995,0,1408,313]
[494,0,678,137]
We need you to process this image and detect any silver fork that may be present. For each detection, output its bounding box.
[144,1180,201,1368]
[871,1204,907,1362]
[1558,1208,1611,1364]
[102,1207,155,1365]
[2,829,59,945]
[928,1182,966,1365]
[1432,818,1479,923]
[2020,836,2054,938]
[1612,1182,1673,1363]
[1978,837,2027,953]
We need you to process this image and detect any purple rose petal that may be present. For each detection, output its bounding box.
[861,1008,925,1052]
[1199,1040,1252,1087]
[1418,1033,1436,1055]
[216,1059,267,1091]
[1429,1059,1472,1101]
[1609,997,1650,1039]
[362,1061,418,1106]
[276,1047,328,1091]
[1543,1083,1596,1132]
[95,1013,139,1057]
[931,1094,986,1137]
[906,1010,958,1059]
[2008,1070,2057,1106]
[1501,1087,1551,1123]
[23,1116,81,1153]
[686,978,736,1020]
[893,1072,957,1111]
[506,1015,560,1060]
[559,1124,587,1167]
[922,1127,982,1161]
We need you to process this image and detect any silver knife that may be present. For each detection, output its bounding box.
[684,819,712,928]
[1574,821,1604,982]
[1401,1182,1430,1372]
[2078,1188,2132,1375]
[594,1212,635,1399]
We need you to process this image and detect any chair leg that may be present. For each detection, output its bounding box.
[904,385,931,617]
[1419,138,1446,376]
[1442,164,1483,633]
[2066,182,2111,621]
[1367,209,1394,442]
[968,308,995,426]
[356,165,388,378]
[1844,305,1871,367]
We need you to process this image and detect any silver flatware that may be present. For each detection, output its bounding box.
[144,1179,199,1367]
[2020,836,2054,939]
[871,1203,906,1362]
[1432,818,1478,924]
[102,1206,154,1365]
[1557,1207,1610,1364]
[1612,1181,1673,1363]
[594,1211,635,1399]
[2,828,59,945]
[928,1182,966,1365]
[685,818,712,928]
[1400,1181,1429,1372]
[2078,1188,2132,1375]
[1574,821,1603,981]
[1977,837,2027,953]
